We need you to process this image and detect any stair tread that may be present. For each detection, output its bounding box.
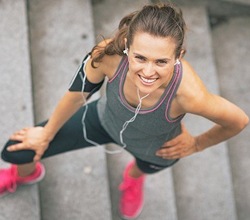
[212,16,250,220]
[0,1,40,219]
[28,0,111,219]
[223,0,250,5]
[172,6,237,220]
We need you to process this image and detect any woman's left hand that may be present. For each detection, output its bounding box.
[156,123,200,159]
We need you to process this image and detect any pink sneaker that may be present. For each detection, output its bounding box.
[0,162,45,197]
[119,161,145,219]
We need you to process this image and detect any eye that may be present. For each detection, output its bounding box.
[135,55,146,62]
[156,60,168,66]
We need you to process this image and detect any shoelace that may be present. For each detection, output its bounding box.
[0,166,17,193]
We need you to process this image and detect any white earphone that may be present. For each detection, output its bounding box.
[123,48,129,56]
[174,59,180,65]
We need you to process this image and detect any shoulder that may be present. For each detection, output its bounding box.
[175,59,211,114]
[86,39,123,80]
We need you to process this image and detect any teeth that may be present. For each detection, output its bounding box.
[140,76,157,83]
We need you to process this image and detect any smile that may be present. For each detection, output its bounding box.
[139,75,157,84]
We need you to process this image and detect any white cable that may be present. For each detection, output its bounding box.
[118,89,149,149]
[79,57,103,148]
[79,57,149,154]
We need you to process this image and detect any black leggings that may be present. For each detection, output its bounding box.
[1,101,174,174]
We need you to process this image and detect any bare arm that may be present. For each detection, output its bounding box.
[157,60,249,159]
[8,53,106,161]
[43,91,86,140]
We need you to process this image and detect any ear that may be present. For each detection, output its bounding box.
[179,49,186,59]
[123,38,129,56]
[124,38,128,49]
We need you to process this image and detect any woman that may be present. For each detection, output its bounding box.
[0,3,248,219]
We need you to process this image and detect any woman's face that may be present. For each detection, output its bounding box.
[127,32,177,95]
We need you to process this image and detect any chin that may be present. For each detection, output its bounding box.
[137,85,156,95]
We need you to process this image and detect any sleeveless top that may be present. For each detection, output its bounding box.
[97,56,184,166]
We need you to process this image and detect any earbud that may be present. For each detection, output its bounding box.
[174,59,180,65]
[123,48,129,56]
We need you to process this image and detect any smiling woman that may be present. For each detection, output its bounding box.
[126,33,177,95]
[0,2,248,220]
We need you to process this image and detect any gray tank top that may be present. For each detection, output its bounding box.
[97,56,184,166]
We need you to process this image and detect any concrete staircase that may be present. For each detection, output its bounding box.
[0,0,249,219]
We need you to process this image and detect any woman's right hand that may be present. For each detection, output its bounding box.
[7,126,52,162]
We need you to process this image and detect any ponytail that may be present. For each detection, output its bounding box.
[90,11,138,68]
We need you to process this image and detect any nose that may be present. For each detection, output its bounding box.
[142,62,155,77]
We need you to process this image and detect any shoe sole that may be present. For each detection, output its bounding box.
[0,164,46,198]
[119,200,144,220]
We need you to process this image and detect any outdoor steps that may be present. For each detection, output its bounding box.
[0,1,40,220]
[212,16,250,220]
[28,0,112,219]
[172,6,236,220]
[0,0,112,219]
[0,0,250,220]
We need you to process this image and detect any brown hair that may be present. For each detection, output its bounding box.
[91,3,186,68]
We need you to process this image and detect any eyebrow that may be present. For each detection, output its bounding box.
[133,52,171,61]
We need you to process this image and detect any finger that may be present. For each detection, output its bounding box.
[162,150,180,158]
[12,130,25,136]
[166,138,181,146]
[9,134,25,141]
[11,127,30,137]
[33,151,44,162]
[157,144,181,155]
[162,135,183,148]
[33,155,41,162]
[162,153,181,160]
[159,144,190,157]
[164,148,194,159]
[22,127,31,131]
[7,143,29,151]
[162,147,189,158]
[19,129,27,135]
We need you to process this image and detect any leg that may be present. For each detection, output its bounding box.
[17,162,36,177]
[119,157,179,219]
[1,100,114,164]
[128,161,144,178]
[0,101,115,196]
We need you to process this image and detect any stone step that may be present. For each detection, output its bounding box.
[171,0,250,22]
[28,0,111,219]
[223,0,250,5]
[172,6,237,220]
[212,16,250,220]
[0,0,40,220]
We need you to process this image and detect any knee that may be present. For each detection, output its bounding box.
[1,140,35,164]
